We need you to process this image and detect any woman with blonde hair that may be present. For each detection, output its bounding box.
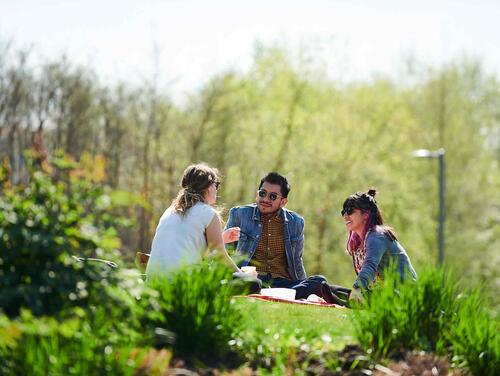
[146,163,240,278]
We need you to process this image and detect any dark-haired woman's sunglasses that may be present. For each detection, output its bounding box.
[258,189,282,201]
[341,207,355,216]
[212,181,220,190]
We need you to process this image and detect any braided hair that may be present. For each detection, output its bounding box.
[172,163,220,215]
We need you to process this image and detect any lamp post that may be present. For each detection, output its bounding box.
[413,148,446,266]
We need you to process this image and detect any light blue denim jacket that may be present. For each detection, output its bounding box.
[353,231,417,290]
[225,204,307,281]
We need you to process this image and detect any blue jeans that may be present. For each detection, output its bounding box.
[258,274,328,300]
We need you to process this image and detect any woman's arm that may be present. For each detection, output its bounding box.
[206,214,240,271]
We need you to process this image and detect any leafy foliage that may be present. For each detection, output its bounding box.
[0,151,164,374]
[0,152,134,317]
[353,266,500,376]
[353,267,460,358]
[450,290,500,376]
[0,305,145,376]
[148,262,245,364]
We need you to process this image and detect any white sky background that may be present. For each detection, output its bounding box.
[1,0,500,101]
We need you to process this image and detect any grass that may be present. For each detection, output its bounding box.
[237,298,355,350]
[231,298,356,373]
[451,289,500,376]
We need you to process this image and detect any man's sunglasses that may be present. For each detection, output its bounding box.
[341,206,356,216]
[257,189,282,201]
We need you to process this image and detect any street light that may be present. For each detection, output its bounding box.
[413,148,446,266]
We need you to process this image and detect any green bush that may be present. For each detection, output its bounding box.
[0,267,162,375]
[0,152,161,373]
[0,152,135,317]
[148,261,245,364]
[353,266,500,375]
[352,267,459,358]
[0,309,140,375]
[450,290,500,376]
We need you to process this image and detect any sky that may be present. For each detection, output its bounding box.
[1,0,500,101]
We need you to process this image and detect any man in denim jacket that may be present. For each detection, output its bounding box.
[226,172,336,302]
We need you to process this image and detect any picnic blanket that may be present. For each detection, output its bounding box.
[238,294,345,308]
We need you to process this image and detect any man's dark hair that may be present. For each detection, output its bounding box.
[259,172,291,198]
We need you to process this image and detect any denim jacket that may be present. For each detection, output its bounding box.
[225,204,307,281]
[353,231,417,290]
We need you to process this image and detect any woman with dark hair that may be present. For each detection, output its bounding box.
[146,163,240,278]
[331,188,417,305]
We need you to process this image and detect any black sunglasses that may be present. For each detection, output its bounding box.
[341,206,356,216]
[257,189,282,201]
[211,181,220,190]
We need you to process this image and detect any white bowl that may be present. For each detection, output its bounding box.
[260,288,296,300]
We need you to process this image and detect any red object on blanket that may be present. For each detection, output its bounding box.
[240,294,345,308]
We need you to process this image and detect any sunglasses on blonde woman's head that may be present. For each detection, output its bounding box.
[257,189,282,201]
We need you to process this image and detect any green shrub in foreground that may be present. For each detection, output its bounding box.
[0,268,163,375]
[148,261,245,364]
[0,308,141,376]
[353,267,459,358]
[0,153,135,318]
[450,290,500,376]
[353,266,500,375]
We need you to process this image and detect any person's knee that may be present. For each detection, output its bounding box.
[308,274,328,283]
[232,271,262,294]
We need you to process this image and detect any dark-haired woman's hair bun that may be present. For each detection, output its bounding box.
[367,188,377,198]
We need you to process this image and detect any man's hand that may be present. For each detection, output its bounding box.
[349,288,365,304]
[223,227,240,243]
